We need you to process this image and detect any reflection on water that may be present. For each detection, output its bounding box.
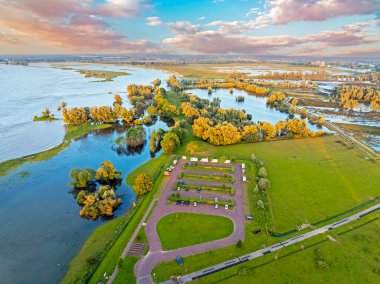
[0,120,168,284]
[189,88,328,132]
[0,63,168,162]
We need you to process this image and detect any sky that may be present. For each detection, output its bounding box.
[0,0,379,57]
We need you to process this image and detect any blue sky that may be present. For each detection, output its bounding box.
[0,0,379,57]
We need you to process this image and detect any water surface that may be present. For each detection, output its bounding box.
[0,121,168,284]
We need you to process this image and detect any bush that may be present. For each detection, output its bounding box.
[258,167,267,178]
[236,239,243,248]
[256,200,265,209]
[258,178,270,190]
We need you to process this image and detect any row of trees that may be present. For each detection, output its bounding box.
[192,116,322,145]
[254,70,326,81]
[339,85,380,111]
[69,161,122,219]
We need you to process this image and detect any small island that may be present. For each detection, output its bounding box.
[76,69,130,82]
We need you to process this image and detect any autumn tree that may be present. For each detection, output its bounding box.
[62,107,89,125]
[96,161,122,184]
[133,173,153,197]
[259,122,276,140]
[300,107,308,117]
[114,94,123,105]
[160,132,180,154]
[206,122,241,146]
[151,79,161,87]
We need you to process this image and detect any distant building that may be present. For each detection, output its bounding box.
[311,61,325,68]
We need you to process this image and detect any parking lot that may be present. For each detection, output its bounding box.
[134,157,245,284]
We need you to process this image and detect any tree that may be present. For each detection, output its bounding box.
[259,122,276,141]
[96,161,121,184]
[258,167,267,178]
[186,141,198,154]
[256,199,265,209]
[114,94,123,105]
[258,178,270,190]
[126,126,146,147]
[300,107,308,117]
[151,79,161,87]
[133,173,153,197]
[160,132,180,154]
[69,168,95,188]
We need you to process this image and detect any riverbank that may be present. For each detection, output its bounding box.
[61,153,173,284]
[0,124,112,176]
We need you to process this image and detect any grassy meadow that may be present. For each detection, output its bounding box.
[157,213,234,251]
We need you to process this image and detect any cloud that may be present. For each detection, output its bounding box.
[212,0,225,3]
[307,24,379,46]
[146,16,162,26]
[333,48,380,57]
[97,0,147,18]
[163,31,302,54]
[249,0,380,28]
[0,32,20,44]
[167,21,201,35]
[163,19,379,56]
[199,16,206,20]
[0,0,163,53]
[246,7,259,17]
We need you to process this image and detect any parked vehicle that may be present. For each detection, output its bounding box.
[245,215,253,220]
[185,201,190,206]
[215,204,219,209]
[181,200,185,205]
[194,202,197,207]
[176,256,183,265]
[176,200,181,205]
[177,186,181,191]
[197,187,201,192]
[185,187,189,191]
[225,204,228,210]
[214,197,218,202]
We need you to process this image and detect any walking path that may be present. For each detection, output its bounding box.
[174,203,380,283]
[106,197,158,284]
[134,159,245,284]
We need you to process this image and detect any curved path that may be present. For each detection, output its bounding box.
[134,159,245,284]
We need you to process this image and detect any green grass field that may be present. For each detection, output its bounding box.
[157,213,234,251]
[113,256,138,284]
[193,217,380,283]
[201,135,379,232]
[179,172,234,183]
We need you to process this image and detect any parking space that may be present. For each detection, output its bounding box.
[134,157,245,284]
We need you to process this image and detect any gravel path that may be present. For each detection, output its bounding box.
[134,159,245,284]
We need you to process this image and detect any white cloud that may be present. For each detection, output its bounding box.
[146,16,162,26]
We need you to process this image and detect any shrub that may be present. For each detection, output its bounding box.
[256,200,265,209]
[258,167,267,178]
[258,178,270,190]
[236,239,243,248]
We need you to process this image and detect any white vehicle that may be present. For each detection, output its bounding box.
[215,204,219,209]
[225,204,228,210]
[194,202,197,207]
[214,197,218,202]
[177,187,181,191]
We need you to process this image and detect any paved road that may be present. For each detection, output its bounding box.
[107,197,158,284]
[134,159,245,284]
[306,110,379,158]
[174,203,380,283]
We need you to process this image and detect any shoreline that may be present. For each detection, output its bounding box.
[0,124,112,177]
